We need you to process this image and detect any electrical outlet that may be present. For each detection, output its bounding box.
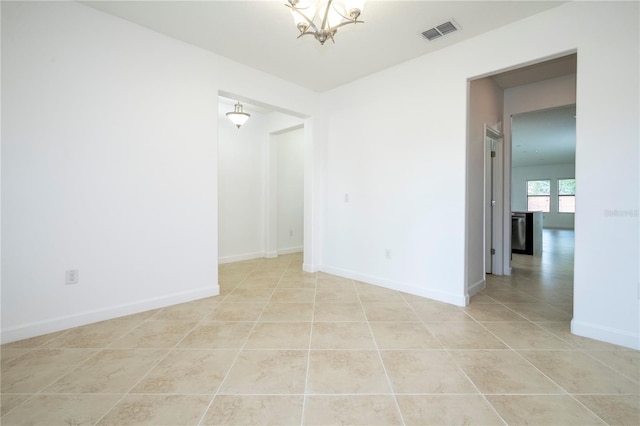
[66,269,79,285]
[289,229,293,237]
[385,249,392,260]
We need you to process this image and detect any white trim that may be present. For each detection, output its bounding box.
[302,263,319,273]
[466,278,486,304]
[218,247,303,264]
[321,265,467,306]
[571,319,640,350]
[218,252,265,264]
[278,246,303,255]
[0,285,220,344]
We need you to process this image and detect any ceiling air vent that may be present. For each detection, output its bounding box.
[421,20,460,41]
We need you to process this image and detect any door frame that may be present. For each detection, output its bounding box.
[484,125,504,275]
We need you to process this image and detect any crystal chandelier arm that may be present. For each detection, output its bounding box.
[286,3,319,33]
[297,31,316,39]
[326,18,364,32]
[285,0,365,45]
[296,29,330,41]
[320,0,333,30]
[295,17,363,43]
[331,5,355,22]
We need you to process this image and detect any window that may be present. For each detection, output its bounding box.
[558,178,576,213]
[527,180,550,212]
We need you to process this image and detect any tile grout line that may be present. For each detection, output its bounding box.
[403,295,511,425]
[563,394,612,425]
[577,350,640,384]
[195,258,287,426]
[2,303,196,421]
[92,284,237,425]
[95,258,255,426]
[456,301,579,395]
[300,264,318,426]
[4,250,635,425]
[512,345,633,425]
[356,280,407,426]
[0,318,135,418]
[465,297,612,425]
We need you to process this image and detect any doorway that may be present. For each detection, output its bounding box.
[466,52,577,301]
[217,95,307,265]
[266,125,305,258]
[510,105,576,229]
[509,104,576,309]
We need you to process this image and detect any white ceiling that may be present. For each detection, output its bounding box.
[82,1,576,167]
[488,53,577,168]
[491,53,577,89]
[80,0,567,92]
[511,104,576,168]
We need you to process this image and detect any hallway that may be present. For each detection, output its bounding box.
[482,229,575,318]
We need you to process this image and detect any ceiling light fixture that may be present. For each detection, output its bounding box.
[226,101,251,129]
[286,0,365,45]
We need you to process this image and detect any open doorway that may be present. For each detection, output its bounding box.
[511,105,576,228]
[217,95,306,265]
[266,125,305,258]
[466,52,577,304]
[509,105,576,313]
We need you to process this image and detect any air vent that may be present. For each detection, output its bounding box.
[421,20,460,41]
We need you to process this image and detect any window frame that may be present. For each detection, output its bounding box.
[526,179,551,213]
[557,177,576,214]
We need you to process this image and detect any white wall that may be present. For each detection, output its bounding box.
[512,163,575,229]
[217,104,268,263]
[568,3,639,350]
[322,1,639,348]
[3,1,638,350]
[1,1,218,341]
[322,58,470,305]
[504,75,577,117]
[1,1,320,343]
[276,127,304,254]
[467,78,503,296]
[218,107,304,263]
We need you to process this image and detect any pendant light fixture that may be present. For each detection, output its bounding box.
[286,0,365,45]
[226,101,251,129]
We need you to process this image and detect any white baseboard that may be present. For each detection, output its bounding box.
[320,265,467,306]
[303,263,319,273]
[0,285,220,345]
[278,246,303,255]
[218,252,264,264]
[571,319,640,350]
[466,278,486,304]
[219,248,302,264]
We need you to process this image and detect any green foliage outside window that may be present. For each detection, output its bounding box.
[527,180,550,195]
[558,179,576,213]
[527,180,550,212]
[558,179,576,195]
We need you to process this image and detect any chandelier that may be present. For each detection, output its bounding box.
[226,102,251,129]
[286,0,365,45]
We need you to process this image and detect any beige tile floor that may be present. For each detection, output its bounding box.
[1,230,639,425]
